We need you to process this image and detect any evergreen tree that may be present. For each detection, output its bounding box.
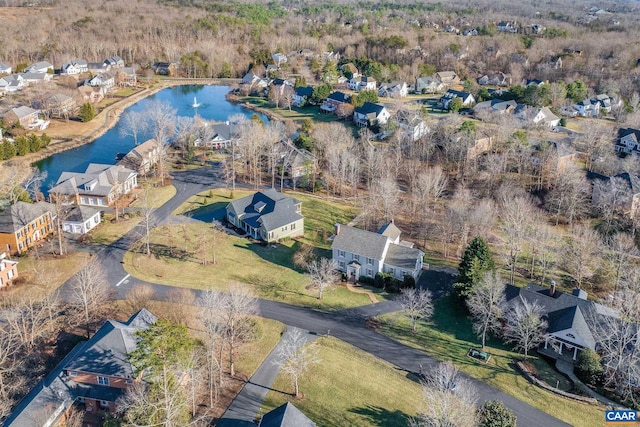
[311,83,332,104]
[479,400,517,427]
[28,134,41,153]
[454,237,495,300]
[14,135,29,156]
[1,140,16,160]
[78,103,96,122]
[354,90,378,107]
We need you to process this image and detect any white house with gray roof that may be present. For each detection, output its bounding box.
[62,205,102,234]
[331,221,424,281]
[3,309,157,426]
[226,189,304,242]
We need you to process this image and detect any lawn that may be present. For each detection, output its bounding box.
[175,187,359,249]
[92,213,142,246]
[238,96,337,123]
[122,221,377,310]
[260,337,422,427]
[376,295,604,427]
[1,251,91,302]
[130,183,177,209]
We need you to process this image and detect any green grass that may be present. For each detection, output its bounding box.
[234,317,285,378]
[130,184,177,209]
[260,337,422,426]
[175,188,359,249]
[238,96,346,123]
[92,213,142,246]
[376,295,604,427]
[123,221,376,310]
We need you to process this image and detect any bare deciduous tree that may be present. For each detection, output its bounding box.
[467,271,505,349]
[503,299,547,359]
[306,257,339,300]
[198,290,227,407]
[398,288,434,333]
[69,258,111,338]
[410,361,478,427]
[275,328,320,398]
[221,285,258,377]
[561,224,602,289]
[120,110,150,146]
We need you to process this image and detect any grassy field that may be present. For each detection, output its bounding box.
[176,188,359,249]
[122,220,385,310]
[92,213,142,246]
[130,183,177,209]
[260,337,422,426]
[1,251,91,302]
[377,295,604,427]
[239,96,338,123]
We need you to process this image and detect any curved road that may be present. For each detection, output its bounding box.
[58,166,570,427]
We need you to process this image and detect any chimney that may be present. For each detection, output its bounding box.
[390,218,394,224]
[550,280,556,297]
[335,223,341,236]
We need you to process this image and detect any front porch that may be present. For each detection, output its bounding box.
[540,335,586,362]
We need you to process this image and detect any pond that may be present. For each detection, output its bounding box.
[35,85,266,195]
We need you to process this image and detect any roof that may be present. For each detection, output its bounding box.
[51,163,137,197]
[326,91,350,103]
[0,202,54,233]
[503,284,616,350]
[64,205,101,223]
[228,189,303,233]
[384,243,423,270]
[443,89,472,100]
[538,107,559,122]
[28,61,53,70]
[7,106,38,120]
[378,221,401,241]
[295,86,313,97]
[65,308,157,376]
[259,402,315,427]
[354,102,386,116]
[4,309,156,427]
[332,224,390,261]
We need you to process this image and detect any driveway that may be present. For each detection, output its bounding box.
[53,165,569,427]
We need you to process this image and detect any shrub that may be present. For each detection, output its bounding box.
[479,400,517,427]
[402,275,416,289]
[374,272,385,289]
[359,276,374,285]
[575,349,603,386]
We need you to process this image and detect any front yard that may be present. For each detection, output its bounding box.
[376,295,604,427]
[260,337,422,426]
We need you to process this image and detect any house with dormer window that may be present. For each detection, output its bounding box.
[226,189,304,242]
[332,221,423,281]
[50,163,138,207]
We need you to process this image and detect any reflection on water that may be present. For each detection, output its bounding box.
[35,85,266,195]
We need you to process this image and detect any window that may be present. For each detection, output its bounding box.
[566,333,576,339]
[77,397,85,403]
[7,270,14,279]
[291,223,296,230]
[388,267,395,275]
[366,269,373,277]
[126,379,133,385]
[282,225,288,231]
[367,258,373,265]
[97,376,109,386]
[81,197,88,204]
[353,254,359,261]
[339,250,345,258]
[100,400,109,407]
[339,261,345,269]
[69,371,78,377]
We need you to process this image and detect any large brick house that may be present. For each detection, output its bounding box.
[0,201,55,255]
[3,309,157,427]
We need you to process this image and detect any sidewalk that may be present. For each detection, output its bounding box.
[555,359,625,409]
[217,326,317,426]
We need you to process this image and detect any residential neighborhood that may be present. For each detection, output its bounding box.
[2,0,640,426]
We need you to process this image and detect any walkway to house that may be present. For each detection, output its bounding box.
[217,326,318,427]
[555,359,624,409]
[345,282,379,303]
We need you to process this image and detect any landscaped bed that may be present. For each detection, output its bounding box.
[376,294,605,427]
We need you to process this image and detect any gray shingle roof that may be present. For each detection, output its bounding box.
[354,102,385,116]
[4,309,156,427]
[65,309,157,376]
[547,306,595,349]
[65,205,101,223]
[51,163,136,198]
[0,201,54,233]
[332,224,389,261]
[228,189,303,233]
[326,91,350,103]
[259,402,316,427]
[384,243,423,270]
[378,221,401,241]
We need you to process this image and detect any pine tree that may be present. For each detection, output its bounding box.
[454,237,495,301]
[78,103,96,122]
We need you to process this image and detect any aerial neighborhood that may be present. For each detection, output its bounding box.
[2,0,640,426]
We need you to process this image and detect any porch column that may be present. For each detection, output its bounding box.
[573,347,578,360]
[544,336,549,349]
[559,341,563,355]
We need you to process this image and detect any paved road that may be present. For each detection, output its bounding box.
[55,165,570,427]
[218,326,317,426]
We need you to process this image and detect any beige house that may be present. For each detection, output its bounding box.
[117,138,161,175]
[226,189,304,242]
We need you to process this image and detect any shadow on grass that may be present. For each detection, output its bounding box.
[183,201,228,221]
[348,405,412,427]
[145,243,193,262]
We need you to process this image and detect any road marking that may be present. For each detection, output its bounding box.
[115,274,131,287]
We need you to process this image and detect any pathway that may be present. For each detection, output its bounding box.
[217,326,317,427]
[556,359,624,409]
[52,167,570,427]
[345,281,379,303]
